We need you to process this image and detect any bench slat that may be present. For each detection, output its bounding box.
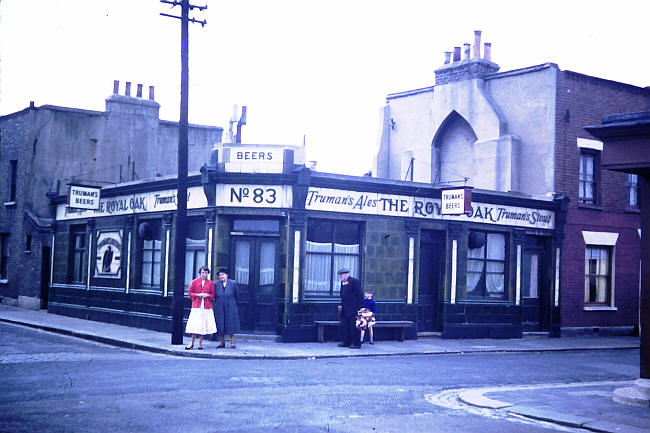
[314,320,413,343]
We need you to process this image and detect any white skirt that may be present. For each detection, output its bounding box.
[185,299,217,335]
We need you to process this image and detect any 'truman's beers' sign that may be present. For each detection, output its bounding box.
[67,184,101,210]
[441,186,473,215]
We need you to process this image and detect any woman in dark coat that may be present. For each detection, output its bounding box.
[214,268,241,348]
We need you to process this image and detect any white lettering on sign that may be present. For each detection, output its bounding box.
[67,185,101,210]
[56,186,207,220]
[305,187,554,230]
[217,184,292,208]
[223,147,284,173]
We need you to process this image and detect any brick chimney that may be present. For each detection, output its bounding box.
[434,30,499,85]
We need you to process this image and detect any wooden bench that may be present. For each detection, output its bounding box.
[314,320,414,343]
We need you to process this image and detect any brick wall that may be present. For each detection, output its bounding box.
[555,71,649,328]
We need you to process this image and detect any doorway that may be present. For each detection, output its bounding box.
[40,246,51,309]
[522,236,549,332]
[232,237,280,333]
[418,230,446,332]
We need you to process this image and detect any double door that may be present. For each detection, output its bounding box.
[232,236,279,333]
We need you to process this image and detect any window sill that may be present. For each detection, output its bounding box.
[0,279,8,285]
[583,305,617,311]
[577,204,603,211]
[3,201,16,207]
[624,207,640,214]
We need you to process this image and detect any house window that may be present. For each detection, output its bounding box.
[585,246,611,304]
[626,173,638,207]
[10,160,18,202]
[138,220,162,289]
[304,220,361,297]
[25,234,32,253]
[69,226,87,284]
[467,231,506,299]
[0,233,9,279]
[184,219,206,288]
[579,151,597,204]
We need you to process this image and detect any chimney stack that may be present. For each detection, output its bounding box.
[453,46,461,62]
[113,80,120,94]
[463,43,471,61]
[125,82,131,96]
[136,84,143,98]
[484,42,492,61]
[444,51,452,64]
[149,86,155,100]
[473,30,481,59]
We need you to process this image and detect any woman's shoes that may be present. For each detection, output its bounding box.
[185,344,193,350]
[216,343,225,349]
[230,343,236,349]
[197,346,204,350]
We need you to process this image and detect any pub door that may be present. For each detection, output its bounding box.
[522,236,550,332]
[417,230,446,332]
[232,237,279,333]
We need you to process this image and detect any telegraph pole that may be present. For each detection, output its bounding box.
[160,0,206,345]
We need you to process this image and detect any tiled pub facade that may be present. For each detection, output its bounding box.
[48,144,565,341]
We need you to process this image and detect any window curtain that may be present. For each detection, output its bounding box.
[305,241,331,296]
[259,242,275,286]
[585,247,608,303]
[467,245,484,291]
[486,234,505,296]
[332,243,359,294]
[235,241,250,285]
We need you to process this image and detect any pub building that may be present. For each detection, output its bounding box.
[48,142,566,341]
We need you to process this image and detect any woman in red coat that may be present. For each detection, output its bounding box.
[185,265,217,350]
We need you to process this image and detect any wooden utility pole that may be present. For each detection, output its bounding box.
[160,0,206,345]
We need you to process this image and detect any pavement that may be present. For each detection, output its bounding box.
[1,304,648,433]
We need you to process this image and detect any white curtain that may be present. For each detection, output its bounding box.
[259,242,275,286]
[333,243,359,294]
[467,245,484,292]
[585,248,608,303]
[235,241,250,285]
[305,241,331,296]
[486,234,505,296]
[527,254,539,298]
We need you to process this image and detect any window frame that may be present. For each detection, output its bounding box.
[136,218,163,291]
[68,225,88,285]
[466,230,508,300]
[584,245,613,306]
[184,217,207,289]
[625,173,639,208]
[578,149,599,205]
[9,160,17,202]
[303,219,362,299]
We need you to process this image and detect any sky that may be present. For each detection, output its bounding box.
[1,0,648,176]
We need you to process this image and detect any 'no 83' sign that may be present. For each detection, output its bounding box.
[217,184,293,208]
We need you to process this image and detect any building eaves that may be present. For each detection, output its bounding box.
[386,86,434,101]
[159,119,223,131]
[484,63,558,81]
[561,70,649,94]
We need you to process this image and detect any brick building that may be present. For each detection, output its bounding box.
[0,81,223,309]
[373,31,649,335]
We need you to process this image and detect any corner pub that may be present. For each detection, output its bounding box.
[48,142,567,341]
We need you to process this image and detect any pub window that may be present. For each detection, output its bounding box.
[626,173,638,208]
[69,226,87,284]
[184,219,206,287]
[579,150,598,204]
[305,220,361,297]
[467,231,506,299]
[25,234,32,253]
[0,233,9,280]
[9,160,18,202]
[585,246,612,305]
[138,220,162,289]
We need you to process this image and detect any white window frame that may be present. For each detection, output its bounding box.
[582,231,618,311]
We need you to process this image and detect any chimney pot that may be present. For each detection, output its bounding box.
[113,80,120,94]
[463,43,471,60]
[484,42,492,61]
[29,101,35,108]
[473,30,481,59]
[444,51,452,64]
[136,84,143,98]
[125,82,131,96]
[453,46,461,62]
[149,86,155,100]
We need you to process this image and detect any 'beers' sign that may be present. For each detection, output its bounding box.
[441,187,472,215]
[67,184,101,210]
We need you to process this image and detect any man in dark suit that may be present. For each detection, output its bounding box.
[337,268,364,349]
